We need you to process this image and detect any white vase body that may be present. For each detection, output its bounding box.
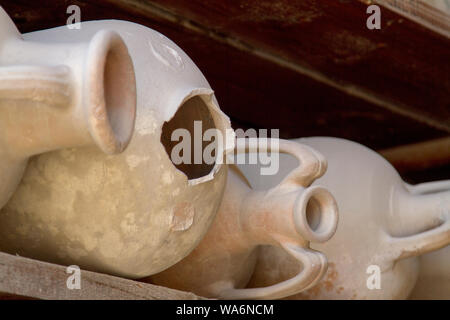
[0,19,233,278]
[240,137,450,299]
[0,8,137,210]
[408,180,450,300]
[152,139,338,299]
[409,246,450,299]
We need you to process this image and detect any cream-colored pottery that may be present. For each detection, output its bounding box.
[0,7,136,210]
[241,137,449,299]
[408,180,450,300]
[409,245,449,299]
[0,19,233,278]
[151,139,338,299]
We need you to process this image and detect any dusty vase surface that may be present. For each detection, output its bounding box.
[408,180,450,300]
[0,19,233,278]
[409,245,450,299]
[241,137,450,299]
[151,139,338,299]
[0,7,136,210]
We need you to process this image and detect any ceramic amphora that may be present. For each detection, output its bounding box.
[241,137,449,299]
[151,139,338,299]
[0,19,233,278]
[0,7,136,210]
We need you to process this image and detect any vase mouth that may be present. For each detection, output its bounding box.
[294,186,339,243]
[84,30,137,155]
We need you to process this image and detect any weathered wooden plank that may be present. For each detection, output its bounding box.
[139,0,450,132]
[1,0,446,149]
[0,251,202,300]
[374,0,450,37]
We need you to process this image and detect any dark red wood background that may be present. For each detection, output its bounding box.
[1,0,449,183]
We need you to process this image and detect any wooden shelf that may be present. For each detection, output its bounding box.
[0,251,203,300]
[1,0,449,182]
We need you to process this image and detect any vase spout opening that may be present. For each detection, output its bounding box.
[294,186,339,243]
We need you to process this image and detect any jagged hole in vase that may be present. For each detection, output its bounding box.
[161,95,217,180]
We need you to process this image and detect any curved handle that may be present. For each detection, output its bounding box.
[383,219,450,262]
[405,180,450,195]
[235,138,338,243]
[220,138,334,299]
[385,180,450,262]
[275,139,327,189]
[233,138,327,189]
[0,65,71,107]
[218,245,327,300]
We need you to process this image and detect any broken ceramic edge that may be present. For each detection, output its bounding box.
[161,87,235,187]
[151,139,337,299]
